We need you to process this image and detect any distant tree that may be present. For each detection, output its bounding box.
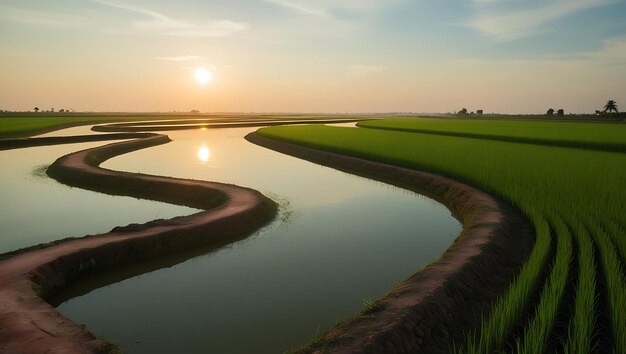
[557,109,565,116]
[50,108,54,112]
[59,109,65,112]
[604,100,618,113]
[476,109,484,115]
[34,107,40,112]
[457,108,468,115]
[190,109,200,113]
[546,108,555,116]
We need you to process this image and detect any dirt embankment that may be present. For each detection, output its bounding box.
[246,132,534,353]
[0,133,159,150]
[0,134,277,354]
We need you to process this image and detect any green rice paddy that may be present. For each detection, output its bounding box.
[257,118,626,353]
[0,117,99,137]
[358,118,626,152]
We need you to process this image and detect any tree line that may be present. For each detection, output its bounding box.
[454,100,619,117]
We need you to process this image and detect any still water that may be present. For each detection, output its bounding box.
[0,140,198,254]
[54,127,461,353]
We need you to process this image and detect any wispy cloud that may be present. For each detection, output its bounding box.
[264,0,402,18]
[453,35,626,66]
[467,0,616,40]
[156,56,205,62]
[348,64,387,75]
[0,5,84,28]
[265,0,329,17]
[92,0,247,37]
[581,35,626,63]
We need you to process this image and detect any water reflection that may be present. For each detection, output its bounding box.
[197,145,210,162]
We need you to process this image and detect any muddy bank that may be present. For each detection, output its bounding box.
[0,133,158,150]
[246,132,534,353]
[0,135,276,354]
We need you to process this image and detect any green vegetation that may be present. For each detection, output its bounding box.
[361,298,384,316]
[357,117,626,152]
[257,118,626,353]
[0,117,96,137]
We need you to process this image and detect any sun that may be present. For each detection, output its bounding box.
[194,68,212,85]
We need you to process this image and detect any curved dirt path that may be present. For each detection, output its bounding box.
[246,132,534,353]
[0,134,276,354]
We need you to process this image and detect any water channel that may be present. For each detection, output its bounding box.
[2,125,461,353]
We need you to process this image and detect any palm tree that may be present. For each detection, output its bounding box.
[604,100,618,113]
[33,107,39,112]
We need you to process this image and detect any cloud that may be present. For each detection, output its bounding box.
[348,64,387,75]
[156,56,205,62]
[264,0,329,17]
[264,0,402,18]
[0,6,84,27]
[467,0,616,40]
[581,35,626,63]
[92,0,247,37]
[452,35,626,67]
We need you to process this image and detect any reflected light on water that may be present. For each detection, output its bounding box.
[198,145,210,162]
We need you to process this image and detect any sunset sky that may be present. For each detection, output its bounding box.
[1,0,625,113]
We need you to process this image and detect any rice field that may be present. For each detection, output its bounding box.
[257,119,626,353]
[358,118,626,153]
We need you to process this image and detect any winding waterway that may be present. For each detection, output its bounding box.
[0,140,198,254]
[2,125,461,353]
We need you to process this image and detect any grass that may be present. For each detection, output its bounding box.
[513,216,572,354]
[358,118,626,152]
[563,219,597,354]
[257,118,626,353]
[361,298,384,316]
[464,214,551,353]
[0,116,130,138]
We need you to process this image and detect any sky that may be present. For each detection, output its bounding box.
[1,0,625,114]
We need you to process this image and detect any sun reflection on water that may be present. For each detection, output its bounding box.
[198,145,210,162]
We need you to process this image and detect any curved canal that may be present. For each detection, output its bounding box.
[2,125,461,353]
